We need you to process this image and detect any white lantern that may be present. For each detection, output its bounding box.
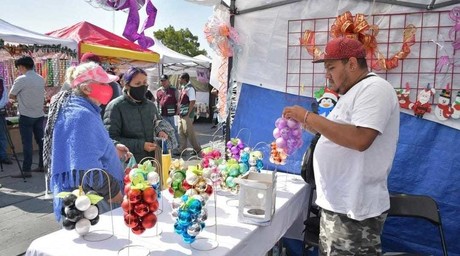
[234,171,276,226]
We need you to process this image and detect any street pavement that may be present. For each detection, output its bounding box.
[0,121,221,256]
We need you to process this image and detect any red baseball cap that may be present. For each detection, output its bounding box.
[313,37,366,63]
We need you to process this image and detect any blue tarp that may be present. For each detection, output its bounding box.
[232,83,460,255]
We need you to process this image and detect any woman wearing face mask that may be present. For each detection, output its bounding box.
[43,62,131,221]
[103,67,177,162]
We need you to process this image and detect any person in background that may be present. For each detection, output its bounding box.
[9,56,45,178]
[156,74,179,154]
[210,87,219,129]
[0,78,12,165]
[43,62,130,220]
[176,72,202,156]
[104,67,177,162]
[79,52,121,117]
[283,37,399,255]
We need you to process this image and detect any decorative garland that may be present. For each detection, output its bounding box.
[0,40,76,57]
[300,11,416,71]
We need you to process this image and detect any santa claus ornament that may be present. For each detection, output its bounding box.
[434,85,454,121]
[412,85,436,118]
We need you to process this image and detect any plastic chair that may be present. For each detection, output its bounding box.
[384,194,448,256]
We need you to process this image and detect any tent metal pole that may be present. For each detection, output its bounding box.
[225,0,236,151]
[360,0,458,10]
[236,0,302,15]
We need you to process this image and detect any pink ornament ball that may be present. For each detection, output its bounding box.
[273,128,281,138]
[275,137,287,149]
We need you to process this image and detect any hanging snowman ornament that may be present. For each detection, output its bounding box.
[412,84,435,118]
[434,85,454,121]
[451,91,460,119]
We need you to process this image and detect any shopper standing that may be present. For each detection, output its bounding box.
[177,73,201,155]
[283,37,399,255]
[156,74,179,153]
[9,56,45,178]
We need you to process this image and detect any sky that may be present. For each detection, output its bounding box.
[1,0,214,54]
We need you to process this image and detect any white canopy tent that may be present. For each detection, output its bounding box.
[0,19,77,50]
[150,36,210,73]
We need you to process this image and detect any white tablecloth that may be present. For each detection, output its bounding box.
[26,172,308,256]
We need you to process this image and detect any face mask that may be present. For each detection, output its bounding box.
[88,83,113,105]
[129,85,147,101]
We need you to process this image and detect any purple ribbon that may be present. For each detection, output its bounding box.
[112,0,156,49]
[436,55,451,73]
[449,7,460,50]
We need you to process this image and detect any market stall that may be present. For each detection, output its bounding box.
[0,18,78,153]
[189,0,460,255]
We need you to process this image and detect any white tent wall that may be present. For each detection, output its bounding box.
[0,19,77,50]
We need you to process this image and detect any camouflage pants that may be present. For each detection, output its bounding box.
[318,209,387,256]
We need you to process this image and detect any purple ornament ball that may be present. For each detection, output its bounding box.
[275,117,287,129]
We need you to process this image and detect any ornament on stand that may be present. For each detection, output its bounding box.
[167,158,187,198]
[434,84,454,121]
[57,189,103,236]
[200,147,224,186]
[173,194,209,244]
[248,150,264,173]
[121,159,159,235]
[412,84,435,118]
[219,158,247,192]
[314,87,339,117]
[451,91,460,119]
[226,138,244,161]
[56,168,117,241]
[396,82,414,110]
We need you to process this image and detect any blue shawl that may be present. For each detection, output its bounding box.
[50,95,123,221]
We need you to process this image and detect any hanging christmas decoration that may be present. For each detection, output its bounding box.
[84,0,157,49]
[300,11,416,71]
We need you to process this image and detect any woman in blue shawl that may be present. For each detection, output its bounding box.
[43,62,131,221]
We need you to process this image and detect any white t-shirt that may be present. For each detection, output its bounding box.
[313,73,400,221]
[10,70,45,118]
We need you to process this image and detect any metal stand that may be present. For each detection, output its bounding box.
[0,111,25,182]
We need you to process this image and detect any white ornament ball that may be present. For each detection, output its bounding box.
[72,189,84,197]
[171,198,183,210]
[75,218,91,236]
[75,195,91,211]
[147,171,160,185]
[83,205,99,220]
[202,167,212,178]
[185,172,199,186]
[185,188,198,197]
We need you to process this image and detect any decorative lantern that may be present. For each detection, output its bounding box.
[234,172,276,226]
